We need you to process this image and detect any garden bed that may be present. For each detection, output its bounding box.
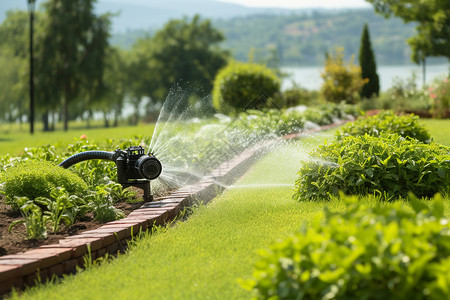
[0,200,142,257]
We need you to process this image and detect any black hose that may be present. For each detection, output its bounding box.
[59,151,117,168]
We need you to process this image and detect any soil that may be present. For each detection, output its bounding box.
[0,196,144,257]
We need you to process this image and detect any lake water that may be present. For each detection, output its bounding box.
[281,64,450,91]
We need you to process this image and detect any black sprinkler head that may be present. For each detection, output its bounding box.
[59,145,162,202]
[116,146,162,182]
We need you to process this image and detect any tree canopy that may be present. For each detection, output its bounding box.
[133,15,228,101]
[129,14,229,117]
[365,0,450,62]
[37,0,111,131]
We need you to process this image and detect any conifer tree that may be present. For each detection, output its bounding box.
[359,23,380,98]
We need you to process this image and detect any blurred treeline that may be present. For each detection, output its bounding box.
[0,2,229,130]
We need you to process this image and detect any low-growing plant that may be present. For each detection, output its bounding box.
[293,132,449,201]
[86,185,125,223]
[105,182,137,203]
[1,160,88,204]
[37,187,88,233]
[242,194,450,300]
[335,110,431,143]
[8,196,47,240]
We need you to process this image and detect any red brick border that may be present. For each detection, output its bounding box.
[0,120,348,295]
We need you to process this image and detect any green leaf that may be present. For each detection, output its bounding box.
[408,192,428,214]
[431,194,444,219]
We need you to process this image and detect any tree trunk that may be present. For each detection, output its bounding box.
[85,110,92,129]
[422,57,426,87]
[103,110,109,128]
[63,86,69,131]
[42,111,49,131]
[50,112,55,131]
[113,110,119,127]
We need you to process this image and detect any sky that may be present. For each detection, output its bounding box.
[218,0,372,9]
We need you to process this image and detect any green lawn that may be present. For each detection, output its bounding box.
[0,123,155,157]
[421,119,450,146]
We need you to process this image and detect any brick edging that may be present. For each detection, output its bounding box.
[0,119,348,294]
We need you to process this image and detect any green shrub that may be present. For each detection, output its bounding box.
[283,83,321,107]
[212,62,281,114]
[243,194,450,300]
[335,111,431,143]
[293,133,449,201]
[321,47,366,104]
[1,160,88,202]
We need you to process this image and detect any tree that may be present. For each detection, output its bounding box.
[131,15,229,117]
[321,47,366,104]
[365,0,450,62]
[37,0,111,131]
[0,48,27,123]
[93,47,129,127]
[359,23,380,98]
[0,11,29,124]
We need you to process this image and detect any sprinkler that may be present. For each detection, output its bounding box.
[59,146,162,201]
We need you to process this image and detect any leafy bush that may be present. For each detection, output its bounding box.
[293,133,449,201]
[283,82,321,107]
[86,184,125,223]
[212,61,281,114]
[321,47,366,104]
[335,111,431,143]
[1,160,88,203]
[243,195,450,300]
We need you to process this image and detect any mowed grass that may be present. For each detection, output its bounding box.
[421,118,450,146]
[0,122,156,157]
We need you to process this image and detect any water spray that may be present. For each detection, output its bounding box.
[59,146,162,201]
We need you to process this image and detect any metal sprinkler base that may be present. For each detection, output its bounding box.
[121,181,153,202]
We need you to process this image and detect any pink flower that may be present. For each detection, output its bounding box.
[444,78,448,83]
[428,87,434,92]
[80,134,87,140]
[430,93,437,99]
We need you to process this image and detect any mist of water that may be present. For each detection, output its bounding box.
[145,88,342,196]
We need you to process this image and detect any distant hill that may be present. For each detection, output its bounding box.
[212,9,418,66]
[0,0,312,32]
[111,9,420,66]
